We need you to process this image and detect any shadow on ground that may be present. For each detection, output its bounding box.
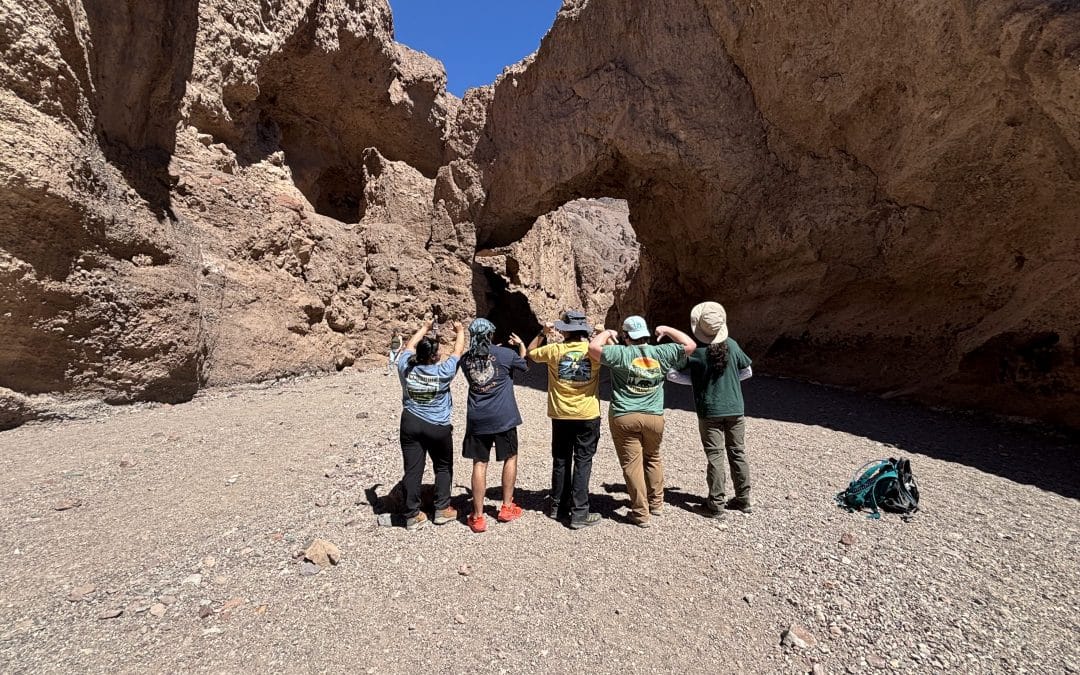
[517,363,1080,501]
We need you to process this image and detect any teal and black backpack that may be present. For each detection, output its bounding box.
[835,458,920,520]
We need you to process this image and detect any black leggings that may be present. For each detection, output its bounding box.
[399,410,454,517]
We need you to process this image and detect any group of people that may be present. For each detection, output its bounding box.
[390,302,753,532]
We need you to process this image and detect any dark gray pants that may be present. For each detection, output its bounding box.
[698,416,750,510]
[550,418,601,523]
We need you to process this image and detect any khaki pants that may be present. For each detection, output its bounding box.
[609,413,666,521]
[698,416,750,511]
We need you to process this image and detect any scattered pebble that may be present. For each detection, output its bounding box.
[299,561,320,577]
[781,624,817,649]
[97,608,123,620]
[67,584,96,602]
[149,603,167,618]
[458,564,473,577]
[54,498,82,511]
[840,532,857,546]
[454,614,466,625]
[182,574,202,586]
[303,538,341,567]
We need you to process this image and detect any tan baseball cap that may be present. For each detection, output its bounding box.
[690,302,728,344]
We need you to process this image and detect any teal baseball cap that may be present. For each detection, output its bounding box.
[622,315,650,340]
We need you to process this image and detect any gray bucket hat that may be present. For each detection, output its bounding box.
[553,309,593,334]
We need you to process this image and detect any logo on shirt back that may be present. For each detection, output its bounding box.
[404,369,440,404]
[557,350,593,385]
[462,354,497,393]
[626,356,663,395]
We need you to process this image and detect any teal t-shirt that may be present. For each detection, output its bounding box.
[601,343,688,417]
[686,338,751,418]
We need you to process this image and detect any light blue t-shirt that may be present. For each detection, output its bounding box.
[397,351,459,425]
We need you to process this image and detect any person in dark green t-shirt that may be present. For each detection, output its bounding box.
[668,302,754,517]
[589,315,694,527]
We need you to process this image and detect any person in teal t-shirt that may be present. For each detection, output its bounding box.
[667,302,754,517]
[589,315,694,527]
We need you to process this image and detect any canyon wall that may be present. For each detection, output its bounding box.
[446,0,1080,428]
[0,0,471,427]
[2,0,1079,429]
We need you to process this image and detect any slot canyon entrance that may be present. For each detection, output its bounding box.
[473,197,639,344]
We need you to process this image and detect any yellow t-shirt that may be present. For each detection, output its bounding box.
[528,341,601,420]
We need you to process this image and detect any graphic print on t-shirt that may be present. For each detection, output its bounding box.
[404,368,440,404]
[625,356,663,395]
[462,354,497,394]
[557,350,593,385]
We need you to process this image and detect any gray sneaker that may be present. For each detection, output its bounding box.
[406,512,429,530]
[649,506,664,517]
[569,513,602,529]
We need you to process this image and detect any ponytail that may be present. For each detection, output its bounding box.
[706,341,729,376]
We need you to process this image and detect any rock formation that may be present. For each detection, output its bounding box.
[475,198,638,339]
[445,0,1080,428]
[0,0,471,427]
[2,0,1079,430]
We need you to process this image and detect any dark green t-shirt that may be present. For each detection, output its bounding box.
[687,338,752,418]
[601,342,687,417]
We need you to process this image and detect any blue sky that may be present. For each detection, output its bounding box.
[389,0,563,97]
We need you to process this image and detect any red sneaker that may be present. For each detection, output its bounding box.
[467,514,487,533]
[497,502,523,523]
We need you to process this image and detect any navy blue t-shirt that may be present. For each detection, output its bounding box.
[458,345,527,435]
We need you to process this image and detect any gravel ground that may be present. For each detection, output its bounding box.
[0,366,1077,674]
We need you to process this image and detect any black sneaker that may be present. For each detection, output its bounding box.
[693,504,724,519]
[569,513,602,529]
[725,499,753,514]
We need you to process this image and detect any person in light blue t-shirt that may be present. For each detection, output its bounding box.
[396,317,465,531]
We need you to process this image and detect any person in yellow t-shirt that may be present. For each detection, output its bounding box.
[527,309,603,529]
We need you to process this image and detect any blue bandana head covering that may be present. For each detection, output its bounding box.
[469,318,496,357]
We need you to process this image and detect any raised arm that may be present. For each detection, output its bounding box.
[655,325,697,357]
[404,319,433,352]
[588,329,618,361]
[508,332,527,359]
[526,322,555,360]
[450,321,466,358]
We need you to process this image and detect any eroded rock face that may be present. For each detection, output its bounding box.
[3,0,1079,430]
[475,198,638,339]
[0,0,471,426]
[452,0,1080,428]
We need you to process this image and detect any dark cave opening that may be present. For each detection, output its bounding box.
[477,266,542,346]
[310,168,366,223]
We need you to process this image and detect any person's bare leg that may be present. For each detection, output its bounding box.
[471,461,488,518]
[501,454,518,506]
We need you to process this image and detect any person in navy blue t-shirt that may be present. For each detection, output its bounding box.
[458,318,528,533]
[396,317,465,531]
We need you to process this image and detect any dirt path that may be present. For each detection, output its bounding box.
[0,368,1077,673]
